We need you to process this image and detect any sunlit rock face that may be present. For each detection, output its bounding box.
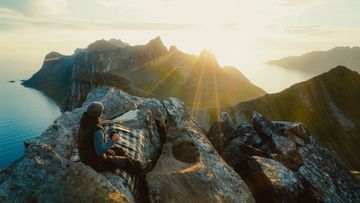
[207,111,360,203]
[233,66,360,170]
[0,87,255,203]
[248,156,304,203]
[146,106,254,203]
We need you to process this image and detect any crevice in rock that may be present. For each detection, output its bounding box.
[134,176,151,203]
[241,168,275,203]
[135,117,167,203]
[297,176,318,203]
[155,118,167,147]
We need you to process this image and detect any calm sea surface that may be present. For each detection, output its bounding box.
[0,74,60,168]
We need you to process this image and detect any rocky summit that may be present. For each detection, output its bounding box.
[0,87,255,203]
[1,85,359,202]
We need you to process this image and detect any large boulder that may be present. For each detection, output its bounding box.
[236,123,263,148]
[272,121,314,146]
[247,156,304,203]
[146,100,255,203]
[206,112,237,153]
[222,135,270,176]
[253,112,296,156]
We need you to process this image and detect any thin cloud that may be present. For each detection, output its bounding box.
[265,24,360,43]
[96,0,125,7]
[285,25,334,36]
[0,7,191,31]
[1,0,327,32]
[27,0,69,16]
[0,0,69,17]
[0,7,23,18]
[279,0,325,7]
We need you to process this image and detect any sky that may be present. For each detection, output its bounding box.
[1,0,360,92]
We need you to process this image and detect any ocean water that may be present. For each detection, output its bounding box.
[0,77,60,168]
[240,62,315,93]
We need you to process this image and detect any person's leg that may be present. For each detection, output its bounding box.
[109,155,140,174]
[109,155,152,175]
[93,160,117,172]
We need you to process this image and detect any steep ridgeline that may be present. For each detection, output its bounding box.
[230,66,360,170]
[207,112,360,202]
[22,38,162,109]
[23,37,265,114]
[268,46,360,74]
[22,51,75,107]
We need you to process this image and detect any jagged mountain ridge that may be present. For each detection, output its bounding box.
[23,37,265,112]
[268,46,360,74]
[231,66,360,169]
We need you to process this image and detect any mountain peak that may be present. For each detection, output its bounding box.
[328,65,354,74]
[87,38,129,52]
[153,36,162,42]
[144,36,168,56]
[330,47,351,51]
[199,49,214,57]
[45,51,62,58]
[146,36,165,47]
[314,65,359,82]
[283,66,359,92]
[197,49,220,68]
[330,46,360,52]
[169,45,178,52]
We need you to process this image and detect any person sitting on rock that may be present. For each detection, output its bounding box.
[77,101,151,174]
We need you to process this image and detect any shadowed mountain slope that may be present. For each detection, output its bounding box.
[232,66,360,169]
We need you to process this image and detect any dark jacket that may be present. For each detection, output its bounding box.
[77,112,115,172]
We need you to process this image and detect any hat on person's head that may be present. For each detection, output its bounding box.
[87,102,104,117]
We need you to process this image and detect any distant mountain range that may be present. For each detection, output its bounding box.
[231,66,360,169]
[268,47,360,74]
[23,37,265,115]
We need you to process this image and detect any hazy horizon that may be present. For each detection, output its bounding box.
[1,0,360,92]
